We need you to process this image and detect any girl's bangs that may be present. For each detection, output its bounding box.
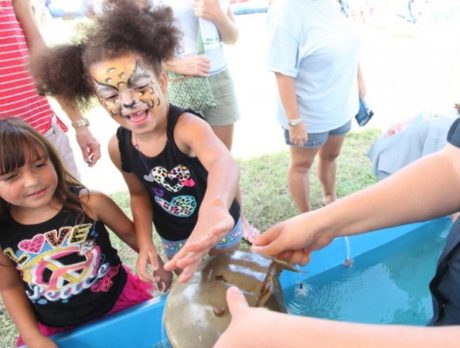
[0,132,47,175]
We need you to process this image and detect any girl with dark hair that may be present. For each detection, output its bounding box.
[31,0,243,286]
[0,118,153,347]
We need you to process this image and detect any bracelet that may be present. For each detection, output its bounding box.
[71,117,90,128]
[288,118,302,127]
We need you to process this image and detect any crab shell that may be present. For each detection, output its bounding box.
[164,250,289,348]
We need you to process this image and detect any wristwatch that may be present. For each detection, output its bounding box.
[71,117,90,128]
[288,118,302,127]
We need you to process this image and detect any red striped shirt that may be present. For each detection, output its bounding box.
[0,0,54,134]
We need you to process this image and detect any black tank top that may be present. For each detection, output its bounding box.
[0,206,126,327]
[117,105,240,241]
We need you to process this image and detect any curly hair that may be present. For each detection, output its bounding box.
[31,0,181,107]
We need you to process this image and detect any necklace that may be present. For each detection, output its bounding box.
[131,133,155,176]
[132,133,140,150]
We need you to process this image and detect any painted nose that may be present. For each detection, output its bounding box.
[120,90,137,110]
[123,100,136,109]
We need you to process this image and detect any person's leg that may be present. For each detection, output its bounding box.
[288,145,320,213]
[317,134,346,205]
[316,121,351,205]
[211,124,234,150]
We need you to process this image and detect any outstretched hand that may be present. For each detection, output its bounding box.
[164,213,234,283]
[251,214,333,265]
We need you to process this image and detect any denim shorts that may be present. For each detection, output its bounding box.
[284,120,352,148]
[161,218,243,259]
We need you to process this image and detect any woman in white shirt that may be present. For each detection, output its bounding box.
[267,0,365,213]
[164,0,259,242]
[163,0,239,150]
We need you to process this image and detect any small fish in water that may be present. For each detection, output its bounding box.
[295,282,310,297]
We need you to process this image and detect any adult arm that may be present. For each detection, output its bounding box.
[13,0,101,165]
[164,56,211,77]
[164,1,237,76]
[275,73,307,146]
[267,8,307,145]
[11,0,45,50]
[214,286,460,348]
[164,113,239,282]
[192,0,239,44]
[357,64,367,98]
[0,252,57,348]
[53,98,102,166]
[253,144,460,264]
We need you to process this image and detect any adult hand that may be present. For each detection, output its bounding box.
[172,56,211,77]
[164,211,234,283]
[75,127,101,166]
[252,213,334,265]
[192,0,226,23]
[214,286,273,348]
[288,122,308,147]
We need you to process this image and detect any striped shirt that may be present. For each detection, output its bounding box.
[0,0,54,135]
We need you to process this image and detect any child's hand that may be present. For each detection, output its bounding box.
[164,206,234,283]
[136,243,160,283]
[153,262,173,292]
[26,334,57,348]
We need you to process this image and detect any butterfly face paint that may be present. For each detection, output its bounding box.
[90,54,163,120]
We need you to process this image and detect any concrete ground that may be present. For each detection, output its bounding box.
[44,12,460,194]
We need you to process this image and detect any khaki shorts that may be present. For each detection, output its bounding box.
[202,69,240,126]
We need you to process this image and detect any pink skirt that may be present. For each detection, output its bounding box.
[17,266,154,346]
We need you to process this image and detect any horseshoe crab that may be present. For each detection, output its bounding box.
[164,250,294,348]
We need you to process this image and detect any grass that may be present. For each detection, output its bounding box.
[0,128,380,347]
[239,129,380,231]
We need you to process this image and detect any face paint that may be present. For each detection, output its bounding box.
[91,55,162,119]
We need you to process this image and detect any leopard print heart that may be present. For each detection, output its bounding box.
[154,195,197,217]
[144,165,195,193]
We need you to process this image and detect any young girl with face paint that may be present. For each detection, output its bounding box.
[0,118,153,347]
[31,0,243,286]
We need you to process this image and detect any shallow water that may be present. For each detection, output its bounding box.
[284,221,450,325]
